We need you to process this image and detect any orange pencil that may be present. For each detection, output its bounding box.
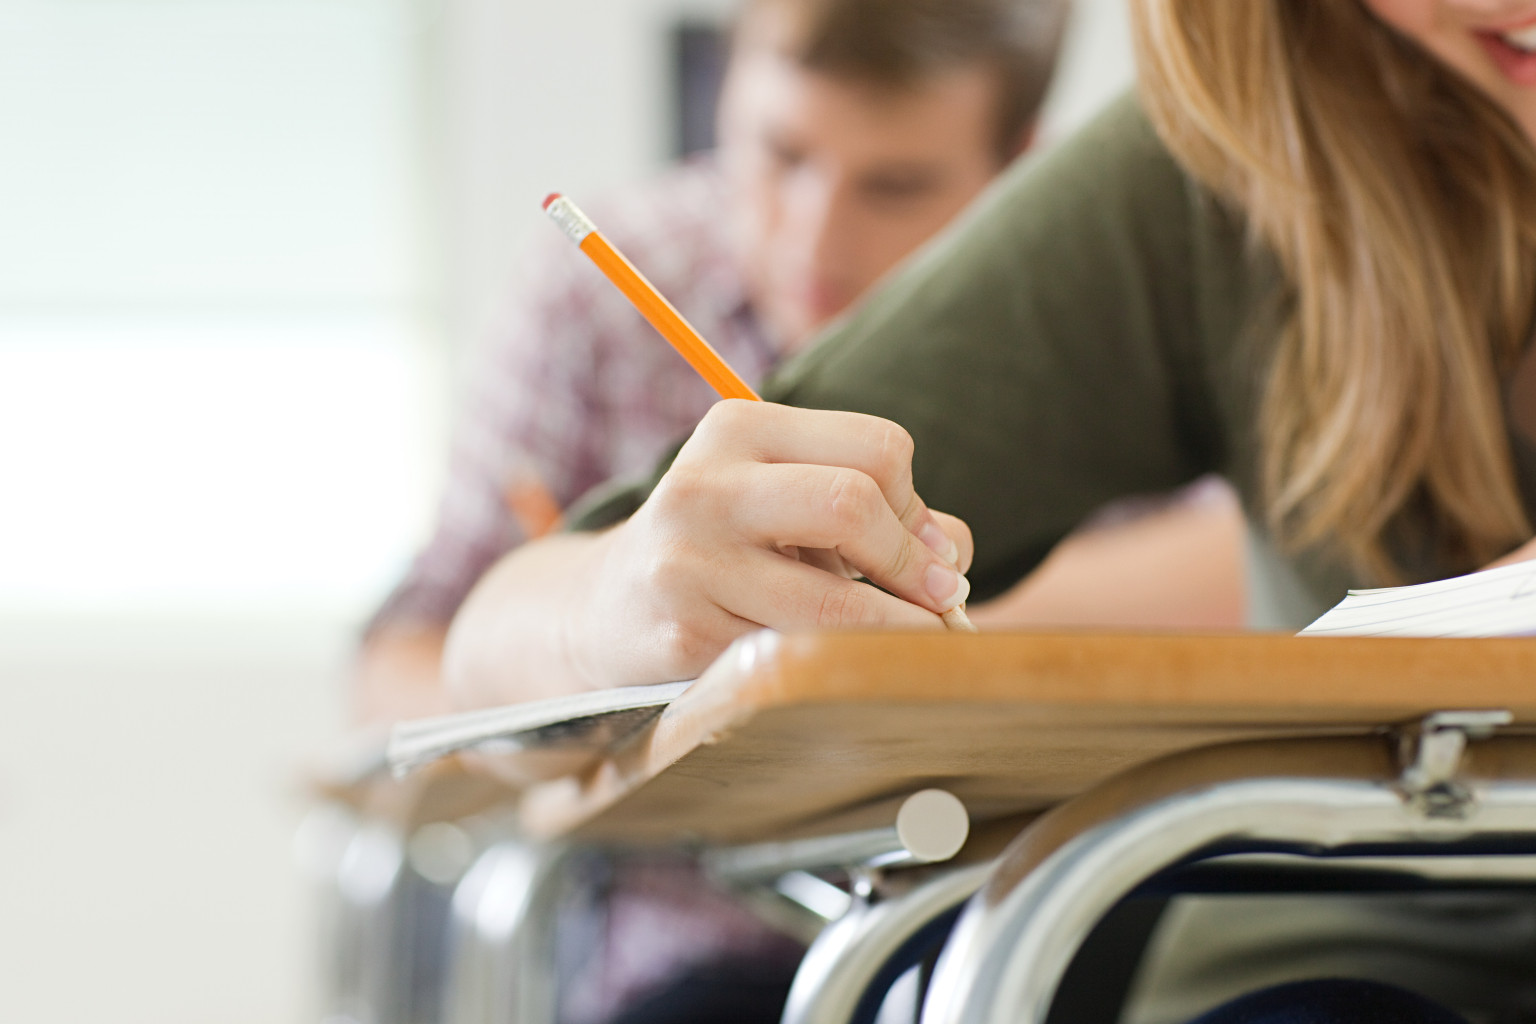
[541,192,974,631]
[543,193,759,402]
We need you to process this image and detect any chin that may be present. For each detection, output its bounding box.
[775,321,818,354]
[763,312,821,353]
[766,294,852,352]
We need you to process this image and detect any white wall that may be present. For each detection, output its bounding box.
[1042,0,1137,141]
[427,0,741,360]
[0,3,432,1021]
[0,0,443,616]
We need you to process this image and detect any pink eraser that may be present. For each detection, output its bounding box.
[542,193,561,210]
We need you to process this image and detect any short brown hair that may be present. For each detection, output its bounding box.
[737,0,1068,162]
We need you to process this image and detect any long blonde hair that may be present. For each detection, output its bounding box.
[1132,0,1536,581]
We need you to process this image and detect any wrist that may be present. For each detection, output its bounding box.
[558,526,626,693]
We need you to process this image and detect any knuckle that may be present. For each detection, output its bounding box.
[654,615,720,676]
[695,398,750,444]
[869,420,915,481]
[651,463,712,515]
[683,405,726,453]
[824,468,879,533]
[637,544,733,674]
[881,534,921,585]
[815,582,871,629]
[633,534,687,594]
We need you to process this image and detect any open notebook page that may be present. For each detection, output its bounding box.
[1299,560,1536,637]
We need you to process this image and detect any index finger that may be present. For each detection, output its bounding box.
[692,400,949,551]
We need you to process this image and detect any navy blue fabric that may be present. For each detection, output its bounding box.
[1187,979,1471,1024]
[604,957,797,1024]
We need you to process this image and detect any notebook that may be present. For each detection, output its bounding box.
[387,679,692,780]
[1299,560,1536,638]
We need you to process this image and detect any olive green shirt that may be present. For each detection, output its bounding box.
[765,93,1309,618]
[572,94,1533,628]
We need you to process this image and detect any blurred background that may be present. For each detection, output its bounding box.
[0,1,1130,1020]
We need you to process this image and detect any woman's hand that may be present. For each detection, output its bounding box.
[447,400,974,703]
[447,401,973,703]
[571,400,975,686]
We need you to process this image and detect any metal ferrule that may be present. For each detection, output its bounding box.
[544,196,596,245]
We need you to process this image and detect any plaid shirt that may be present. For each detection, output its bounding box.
[369,158,777,632]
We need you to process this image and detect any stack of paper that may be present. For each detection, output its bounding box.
[1300,560,1536,637]
[387,679,692,779]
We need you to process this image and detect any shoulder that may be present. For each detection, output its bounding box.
[961,92,1218,279]
[1038,91,1187,188]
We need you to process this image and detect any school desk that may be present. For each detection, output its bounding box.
[511,630,1536,841]
[328,631,1536,1024]
[430,630,1536,1024]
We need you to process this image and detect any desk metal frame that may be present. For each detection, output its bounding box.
[923,726,1536,1024]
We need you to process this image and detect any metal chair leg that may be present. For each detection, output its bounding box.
[781,865,990,1024]
[923,724,1536,1024]
[443,838,576,1024]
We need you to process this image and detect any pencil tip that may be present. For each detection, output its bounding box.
[542,193,561,210]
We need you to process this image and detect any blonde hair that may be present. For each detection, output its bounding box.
[1132,0,1536,581]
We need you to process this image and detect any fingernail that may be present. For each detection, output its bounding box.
[918,520,959,566]
[924,563,971,612]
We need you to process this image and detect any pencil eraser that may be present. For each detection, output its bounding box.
[542,192,561,210]
[543,193,596,245]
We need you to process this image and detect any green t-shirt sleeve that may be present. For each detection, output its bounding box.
[765,95,1227,598]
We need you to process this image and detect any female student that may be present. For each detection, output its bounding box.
[447,0,1536,1019]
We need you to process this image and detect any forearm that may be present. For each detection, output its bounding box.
[971,483,1246,630]
[351,625,451,724]
[441,529,613,708]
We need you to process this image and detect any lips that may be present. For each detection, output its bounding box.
[1476,26,1536,85]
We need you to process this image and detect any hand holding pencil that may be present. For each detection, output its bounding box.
[543,192,977,635]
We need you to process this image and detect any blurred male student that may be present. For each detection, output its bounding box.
[358,0,1076,721]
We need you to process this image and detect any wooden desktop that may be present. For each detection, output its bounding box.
[512,630,1536,844]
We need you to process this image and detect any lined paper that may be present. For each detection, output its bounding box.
[1299,561,1536,637]
[387,679,692,778]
